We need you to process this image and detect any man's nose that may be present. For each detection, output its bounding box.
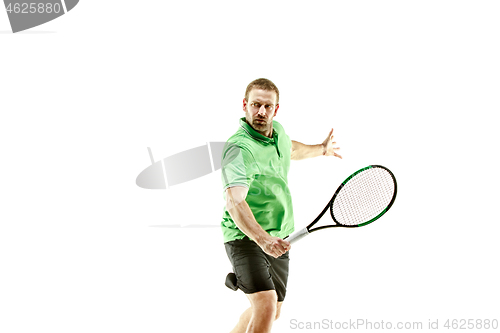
[257,106,266,117]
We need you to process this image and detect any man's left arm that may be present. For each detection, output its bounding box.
[291,128,342,160]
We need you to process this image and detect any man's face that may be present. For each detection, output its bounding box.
[243,89,279,137]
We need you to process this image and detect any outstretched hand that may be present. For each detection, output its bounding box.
[322,128,342,159]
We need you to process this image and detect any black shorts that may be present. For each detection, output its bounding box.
[224,237,290,302]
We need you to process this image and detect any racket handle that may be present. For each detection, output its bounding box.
[287,227,310,244]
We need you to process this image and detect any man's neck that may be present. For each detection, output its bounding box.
[261,125,273,138]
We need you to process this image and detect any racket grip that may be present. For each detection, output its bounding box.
[287,227,310,244]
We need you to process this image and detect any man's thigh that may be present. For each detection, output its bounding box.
[245,290,283,319]
[276,301,283,319]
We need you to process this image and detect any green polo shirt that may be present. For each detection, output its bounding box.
[220,117,295,243]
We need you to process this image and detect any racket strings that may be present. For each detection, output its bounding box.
[332,168,395,226]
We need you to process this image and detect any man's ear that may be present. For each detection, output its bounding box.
[274,104,279,116]
[242,98,248,113]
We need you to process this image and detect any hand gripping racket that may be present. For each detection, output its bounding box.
[286,165,397,244]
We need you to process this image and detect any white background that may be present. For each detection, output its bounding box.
[1,1,499,332]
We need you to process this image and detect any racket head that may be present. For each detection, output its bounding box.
[328,165,397,228]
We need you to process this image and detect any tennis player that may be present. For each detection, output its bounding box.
[221,78,341,333]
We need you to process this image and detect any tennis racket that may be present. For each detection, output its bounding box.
[285,165,397,244]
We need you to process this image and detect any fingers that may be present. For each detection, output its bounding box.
[325,128,342,158]
[327,129,337,146]
[325,142,342,158]
[329,149,342,158]
[328,128,334,140]
[278,239,291,251]
[268,238,291,258]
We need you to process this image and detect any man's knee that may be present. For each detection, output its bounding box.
[248,290,278,320]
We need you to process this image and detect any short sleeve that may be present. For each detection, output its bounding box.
[220,142,257,190]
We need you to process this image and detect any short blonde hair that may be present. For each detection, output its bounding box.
[244,78,280,104]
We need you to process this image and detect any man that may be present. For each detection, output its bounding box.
[221,78,341,333]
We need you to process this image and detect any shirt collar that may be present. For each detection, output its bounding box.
[239,117,276,144]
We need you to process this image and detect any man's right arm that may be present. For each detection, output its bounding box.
[226,186,291,258]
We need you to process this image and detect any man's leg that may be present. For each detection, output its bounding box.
[245,290,277,333]
[275,301,283,320]
[230,307,251,333]
[225,239,289,332]
[230,292,285,333]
